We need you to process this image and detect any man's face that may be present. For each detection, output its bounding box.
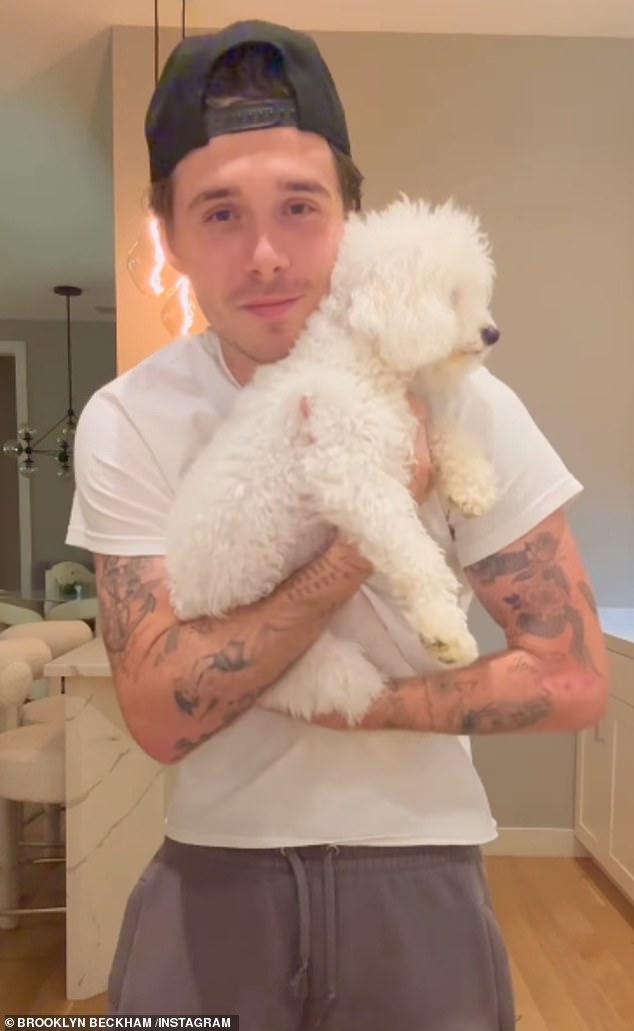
[164,126,346,383]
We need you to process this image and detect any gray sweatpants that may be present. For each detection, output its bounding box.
[108,839,516,1029]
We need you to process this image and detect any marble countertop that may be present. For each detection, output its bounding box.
[598,607,634,658]
[45,635,110,677]
[597,607,634,644]
[44,607,634,678]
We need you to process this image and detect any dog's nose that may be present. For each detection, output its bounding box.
[481,325,500,346]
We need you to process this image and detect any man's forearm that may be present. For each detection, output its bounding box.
[355,647,605,735]
[100,539,371,763]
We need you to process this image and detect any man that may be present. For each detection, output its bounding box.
[67,20,608,1028]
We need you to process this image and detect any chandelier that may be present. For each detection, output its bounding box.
[2,285,81,478]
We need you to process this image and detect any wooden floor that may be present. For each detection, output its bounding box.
[1,853,633,1026]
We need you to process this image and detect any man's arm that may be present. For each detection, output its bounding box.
[95,536,371,764]
[318,507,609,734]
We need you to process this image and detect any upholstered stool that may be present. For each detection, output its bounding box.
[0,721,65,928]
[0,722,65,803]
[0,639,53,712]
[21,694,67,726]
[0,635,55,710]
[0,619,92,655]
[1,620,92,711]
[0,639,52,681]
[0,660,34,727]
[0,637,72,927]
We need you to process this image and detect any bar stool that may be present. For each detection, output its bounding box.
[0,661,65,929]
[0,620,92,724]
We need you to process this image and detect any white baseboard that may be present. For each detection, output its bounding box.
[482,827,589,857]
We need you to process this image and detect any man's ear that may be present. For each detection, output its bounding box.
[157,217,184,275]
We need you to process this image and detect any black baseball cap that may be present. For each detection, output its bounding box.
[145,20,352,183]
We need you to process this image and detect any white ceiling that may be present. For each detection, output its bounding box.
[2,0,634,321]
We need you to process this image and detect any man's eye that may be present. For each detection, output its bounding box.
[288,202,315,216]
[205,209,233,223]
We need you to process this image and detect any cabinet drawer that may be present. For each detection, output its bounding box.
[607,649,634,708]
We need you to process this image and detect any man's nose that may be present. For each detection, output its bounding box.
[247,230,290,277]
[481,325,500,346]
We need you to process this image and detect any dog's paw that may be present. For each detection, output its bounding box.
[411,604,479,666]
[420,629,479,666]
[446,478,498,518]
[430,423,498,519]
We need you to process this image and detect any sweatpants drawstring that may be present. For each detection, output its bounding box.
[281,845,340,1023]
[314,844,339,1026]
[281,847,311,1002]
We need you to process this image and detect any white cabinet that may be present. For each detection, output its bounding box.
[575,703,612,855]
[610,696,634,896]
[575,642,634,903]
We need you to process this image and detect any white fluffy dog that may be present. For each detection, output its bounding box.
[166,196,500,724]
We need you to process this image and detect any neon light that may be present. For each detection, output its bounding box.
[176,275,195,334]
[148,214,167,296]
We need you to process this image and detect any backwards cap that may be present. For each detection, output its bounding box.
[145,20,352,182]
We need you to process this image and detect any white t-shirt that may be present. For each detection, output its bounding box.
[67,329,582,848]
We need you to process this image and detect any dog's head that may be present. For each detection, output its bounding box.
[329,196,498,375]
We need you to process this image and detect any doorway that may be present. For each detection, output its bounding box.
[0,342,32,594]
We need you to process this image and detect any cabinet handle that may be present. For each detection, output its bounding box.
[593,722,606,743]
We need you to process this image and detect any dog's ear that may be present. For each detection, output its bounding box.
[347,280,458,374]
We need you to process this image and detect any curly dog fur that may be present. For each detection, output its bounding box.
[166,196,500,724]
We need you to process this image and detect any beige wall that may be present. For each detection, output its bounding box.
[112,28,634,830]
[0,319,116,582]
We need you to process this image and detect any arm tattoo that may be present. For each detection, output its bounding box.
[156,542,367,736]
[97,556,161,653]
[469,532,600,673]
[284,541,370,604]
[373,655,554,734]
[173,731,216,756]
[457,655,552,731]
[361,524,604,737]
[171,642,249,717]
[432,655,553,733]
[172,689,259,757]
[578,580,599,615]
[207,640,249,673]
[98,539,369,757]
[468,532,559,584]
[459,694,553,733]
